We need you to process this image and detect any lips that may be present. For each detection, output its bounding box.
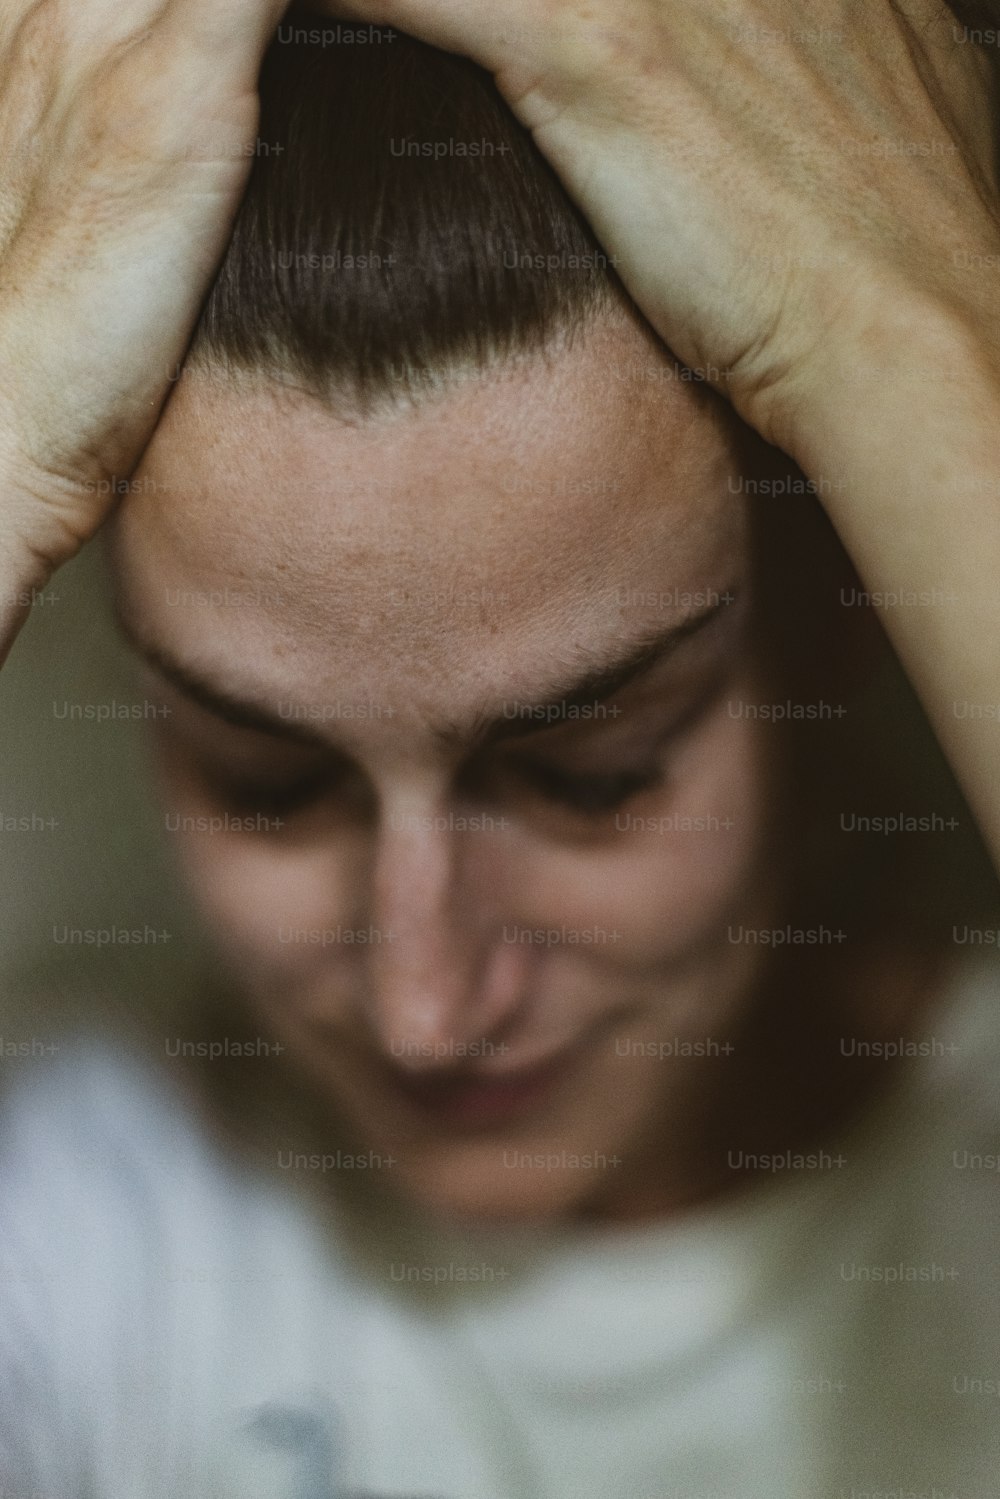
[383,1047,579,1128]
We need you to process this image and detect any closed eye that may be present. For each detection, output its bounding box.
[199,762,354,817]
[517,759,664,817]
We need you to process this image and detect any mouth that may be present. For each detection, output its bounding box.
[380,1045,583,1130]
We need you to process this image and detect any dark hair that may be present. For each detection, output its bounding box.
[193,3,997,408]
[191,8,625,411]
[948,0,1000,25]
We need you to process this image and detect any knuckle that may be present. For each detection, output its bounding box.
[3,0,64,61]
[2,2,259,176]
[0,460,105,575]
[81,33,257,168]
[502,1,663,120]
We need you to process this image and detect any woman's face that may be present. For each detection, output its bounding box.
[112,316,784,1223]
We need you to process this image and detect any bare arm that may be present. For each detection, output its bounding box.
[785,295,1000,859]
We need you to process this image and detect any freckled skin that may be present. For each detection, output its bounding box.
[111,316,816,1224]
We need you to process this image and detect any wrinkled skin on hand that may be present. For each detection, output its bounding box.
[0,0,288,573]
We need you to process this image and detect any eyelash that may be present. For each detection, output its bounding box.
[209,767,336,817]
[208,758,664,824]
[518,759,664,817]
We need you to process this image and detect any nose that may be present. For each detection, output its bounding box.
[365,790,528,1074]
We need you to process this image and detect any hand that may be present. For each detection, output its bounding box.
[0,0,289,595]
[325,0,1000,449]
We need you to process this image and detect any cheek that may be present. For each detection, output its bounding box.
[156,757,369,986]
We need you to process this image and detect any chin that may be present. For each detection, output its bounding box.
[278,1032,651,1226]
[394,1164,585,1227]
[383,1134,620,1227]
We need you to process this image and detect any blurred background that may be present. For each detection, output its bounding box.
[0,540,214,1046]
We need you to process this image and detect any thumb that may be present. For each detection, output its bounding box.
[308,0,541,72]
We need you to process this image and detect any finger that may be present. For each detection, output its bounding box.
[309,0,514,66]
[308,0,613,110]
[0,0,170,71]
[158,0,295,78]
[0,0,287,95]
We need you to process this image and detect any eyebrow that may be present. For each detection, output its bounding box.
[468,593,736,749]
[112,589,738,750]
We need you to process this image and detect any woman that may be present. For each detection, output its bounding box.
[1,2,999,1495]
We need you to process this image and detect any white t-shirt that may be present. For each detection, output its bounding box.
[1,955,999,1499]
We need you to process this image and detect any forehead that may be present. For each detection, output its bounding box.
[115,322,749,719]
